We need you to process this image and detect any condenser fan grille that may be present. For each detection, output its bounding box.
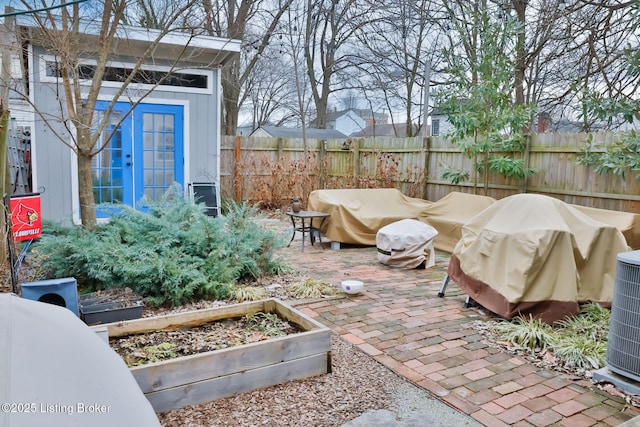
[608,251,640,382]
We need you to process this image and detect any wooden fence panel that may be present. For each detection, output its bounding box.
[220,132,640,213]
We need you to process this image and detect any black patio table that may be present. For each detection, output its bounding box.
[286,210,331,252]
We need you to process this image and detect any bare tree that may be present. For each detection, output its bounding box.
[9,0,221,228]
[353,0,444,136]
[243,45,298,129]
[123,0,195,28]
[201,0,295,135]
[303,0,374,129]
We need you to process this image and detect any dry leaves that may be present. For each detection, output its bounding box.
[157,335,408,427]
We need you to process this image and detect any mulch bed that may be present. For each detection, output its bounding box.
[109,312,303,366]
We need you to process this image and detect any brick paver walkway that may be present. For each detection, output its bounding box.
[280,237,640,427]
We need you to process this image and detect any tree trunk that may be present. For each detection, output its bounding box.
[222,61,241,136]
[513,0,527,106]
[77,149,97,229]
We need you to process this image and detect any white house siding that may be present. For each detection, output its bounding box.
[430,115,455,137]
[29,47,222,224]
[334,111,366,136]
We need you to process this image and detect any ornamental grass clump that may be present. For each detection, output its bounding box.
[493,302,610,371]
[32,185,288,307]
[286,278,338,299]
[494,315,557,350]
[552,336,607,369]
[228,285,268,302]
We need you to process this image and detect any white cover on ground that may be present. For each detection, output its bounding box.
[376,219,439,268]
[0,293,161,427]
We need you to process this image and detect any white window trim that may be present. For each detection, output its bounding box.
[39,54,213,95]
[70,96,190,225]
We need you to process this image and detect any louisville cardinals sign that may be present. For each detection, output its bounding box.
[10,194,42,241]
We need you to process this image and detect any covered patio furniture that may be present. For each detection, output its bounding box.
[376,219,439,269]
[307,188,433,246]
[447,194,628,323]
[418,191,496,252]
[572,204,640,250]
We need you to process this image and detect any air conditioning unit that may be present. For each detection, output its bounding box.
[607,250,640,382]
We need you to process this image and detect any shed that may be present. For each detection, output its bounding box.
[9,14,240,223]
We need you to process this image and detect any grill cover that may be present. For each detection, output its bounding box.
[448,194,628,323]
[376,219,439,269]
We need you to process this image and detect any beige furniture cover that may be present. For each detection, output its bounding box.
[448,194,628,323]
[418,192,496,252]
[572,204,640,250]
[307,189,433,245]
[0,293,161,427]
[376,219,439,269]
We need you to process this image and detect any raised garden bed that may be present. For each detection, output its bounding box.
[79,288,144,325]
[95,298,332,412]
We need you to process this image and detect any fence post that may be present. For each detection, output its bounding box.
[318,139,326,189]
[423,136,431,200]
[353,138,361,188]
[520,133,532,193]
[234,135,242,202]
[276,137,284,161]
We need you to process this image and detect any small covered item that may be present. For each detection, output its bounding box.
[376,219,439,268]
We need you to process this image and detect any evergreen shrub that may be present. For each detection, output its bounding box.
[33,186,287,306]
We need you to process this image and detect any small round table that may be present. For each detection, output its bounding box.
[286,211,331,252]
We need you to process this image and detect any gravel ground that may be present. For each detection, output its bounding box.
[157,334,480,427]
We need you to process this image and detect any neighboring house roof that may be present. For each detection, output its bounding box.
[236,125,256,136]
[250,126,346,139]
[352,108,388,122]
[431,108,446,117]
[547,120,607,133]
[351,123,420,137]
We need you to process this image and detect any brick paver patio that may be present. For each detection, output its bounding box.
[280,233,640,427]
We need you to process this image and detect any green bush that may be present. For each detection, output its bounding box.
[32,186,287,306]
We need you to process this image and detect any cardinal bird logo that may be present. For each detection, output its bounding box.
[16,203,38,225]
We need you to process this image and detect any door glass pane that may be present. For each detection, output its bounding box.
[143,113,153,131]
[92,111,123,204]
[142,112,176,201]
[144,133,153,149]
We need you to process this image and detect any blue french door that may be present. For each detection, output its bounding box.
[134,103,184,211]
[92,101,184,216]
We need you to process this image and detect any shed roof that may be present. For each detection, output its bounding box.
[15,14,241,66]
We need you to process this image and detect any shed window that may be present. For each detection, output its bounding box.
[45,61,208,89]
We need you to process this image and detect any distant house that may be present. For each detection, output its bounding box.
[310,108,390,136]
[353,109,389,128]
[309,109,366,136]
[250,126,346,139]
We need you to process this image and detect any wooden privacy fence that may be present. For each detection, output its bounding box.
[220,132,640,213]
